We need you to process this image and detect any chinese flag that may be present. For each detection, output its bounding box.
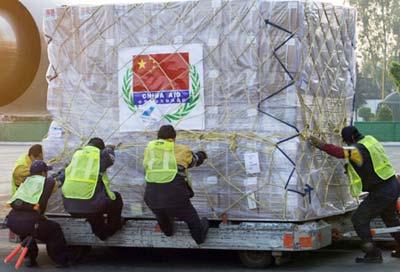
[133,52,189,92]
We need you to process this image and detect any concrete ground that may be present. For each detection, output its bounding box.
[0,142,400,271]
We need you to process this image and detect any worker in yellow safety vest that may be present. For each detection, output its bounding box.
[11,144,44,196]
[309,126,400,264]
[143,125,209,244]
[6,160,76,268]
[61,137,124,241]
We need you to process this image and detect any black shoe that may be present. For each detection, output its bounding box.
[355,256,383,263]
[25,258,38,267]
[198,217,209,244]
[55,262,70,268]
[391,250,400,258]
[117,218,127,231]
[201,217,209,233]
[97,234,108,241]
[355,250,383,264]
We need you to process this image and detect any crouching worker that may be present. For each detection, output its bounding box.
[61,137,124,241]
[144,125,209,244]
[6,160,74,268]
[11,144,44,196]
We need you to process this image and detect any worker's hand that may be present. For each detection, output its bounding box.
[106,144,116,150]
[106,143,122,151]
[308,136,326,149]
[50,172,60,180]
[331,229,343,241]
[197,151,208,160]
[33,204,40,211]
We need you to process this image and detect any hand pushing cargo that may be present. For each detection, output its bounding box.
[309,126,400,263]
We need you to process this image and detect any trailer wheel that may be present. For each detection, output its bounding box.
[238,250,274,268]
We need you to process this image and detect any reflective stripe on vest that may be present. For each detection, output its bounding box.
[143,140,178,183]
[8,175,45,205]
[11,154,30,196]
[62,146,116,200]
[346,135,395,197]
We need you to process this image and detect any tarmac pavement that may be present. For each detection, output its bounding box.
[0,233,399,271]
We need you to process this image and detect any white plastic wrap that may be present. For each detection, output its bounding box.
[43,0,358,221]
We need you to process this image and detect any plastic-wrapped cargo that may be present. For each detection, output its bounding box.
[43,0,358,221]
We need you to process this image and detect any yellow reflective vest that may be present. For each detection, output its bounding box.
[347,135,396,197]
[8,175,45,205]
[62,146,116,200]
[143,140,178,183]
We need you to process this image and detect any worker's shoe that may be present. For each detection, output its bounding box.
[96,233,109,241]
[55,262,70,268]
[391,249,400,258]
[355,254,383,264]
[25,258,38,267]
[200,217,209,243]
[201,217,209,231]
[355,242,383,264]
[193,218,209,245]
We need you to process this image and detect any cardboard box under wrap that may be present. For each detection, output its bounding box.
[43,0,358,221]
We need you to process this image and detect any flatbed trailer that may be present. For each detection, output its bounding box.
[43,214,344,268]
[2,211,397,268]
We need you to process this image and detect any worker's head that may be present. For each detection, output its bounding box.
[157,125,176,140]
[30,160,49,177]
[28,144,43,161]
[341,126,363,145]
[88,137,105,150]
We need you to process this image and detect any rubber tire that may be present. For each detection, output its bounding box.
[238,250,274,268]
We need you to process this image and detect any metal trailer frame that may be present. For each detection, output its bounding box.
[47,216,333,268]
[4,213,395,268]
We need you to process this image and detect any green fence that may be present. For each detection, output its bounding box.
[355,122,400,142]
[0,121,51,142]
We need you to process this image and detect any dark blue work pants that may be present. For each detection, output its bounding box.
[351,177,400,245]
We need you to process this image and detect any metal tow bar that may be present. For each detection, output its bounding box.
[343,226,400,238]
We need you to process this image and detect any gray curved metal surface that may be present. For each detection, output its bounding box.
[0,0,56,116]
[0,1,41,107]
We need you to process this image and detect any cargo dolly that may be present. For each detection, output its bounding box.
[3,212,399,268]
[1,213,341,268]
[58,216,334,268]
